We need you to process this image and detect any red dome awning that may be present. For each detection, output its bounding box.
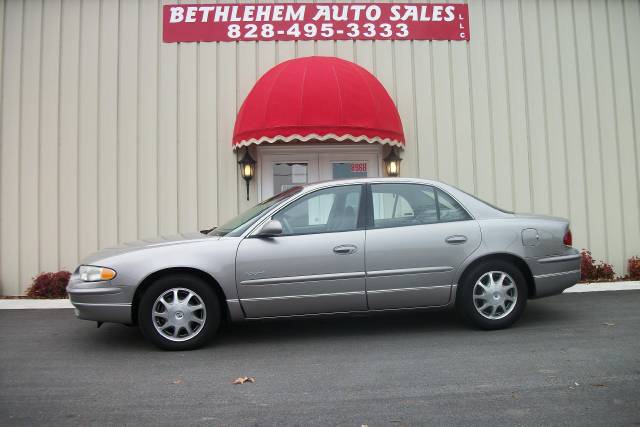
[232,56,404,149]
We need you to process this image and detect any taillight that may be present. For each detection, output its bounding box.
[563,229,572,246]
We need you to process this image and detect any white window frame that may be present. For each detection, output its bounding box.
[257,144,384,200]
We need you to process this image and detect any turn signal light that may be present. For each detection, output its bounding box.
[563,229,572,246]
[100,268,117,280]
[79,265,117,282]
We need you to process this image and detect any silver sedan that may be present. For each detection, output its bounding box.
[68,178,580,350]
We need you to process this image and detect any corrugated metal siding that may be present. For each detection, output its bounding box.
[1,0,639,294]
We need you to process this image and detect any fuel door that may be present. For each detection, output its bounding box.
[522,228,540,247]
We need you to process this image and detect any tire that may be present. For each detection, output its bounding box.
[456,260,527,330]
[138,274,221,350]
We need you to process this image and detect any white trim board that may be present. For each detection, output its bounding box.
[0,299,73,309]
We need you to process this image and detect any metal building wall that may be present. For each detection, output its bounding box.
[1,0,639,294]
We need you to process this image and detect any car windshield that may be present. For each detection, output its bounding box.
[208,186,304,237]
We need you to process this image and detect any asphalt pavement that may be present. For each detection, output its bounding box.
[1,291,639,426]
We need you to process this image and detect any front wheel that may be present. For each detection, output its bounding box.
[138,274,221,350]
[456,261,527,330]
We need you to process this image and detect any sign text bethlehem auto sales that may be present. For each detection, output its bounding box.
[163,3,470,42]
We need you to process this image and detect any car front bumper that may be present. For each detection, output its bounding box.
[67,277,133,324]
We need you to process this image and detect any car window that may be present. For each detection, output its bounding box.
[212,185,303,237]
[372,192,414,220]
[273,185,362,236]
[370,183,469,229]
[436,188,471,222]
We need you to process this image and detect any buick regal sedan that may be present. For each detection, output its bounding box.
[68,178,581,350]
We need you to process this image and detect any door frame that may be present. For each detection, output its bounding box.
[257,144,384,200]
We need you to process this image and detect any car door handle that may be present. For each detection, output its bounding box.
[445,235,467,244]
[333,245,358,255]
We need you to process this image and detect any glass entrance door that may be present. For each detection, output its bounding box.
[319,152,380,181]
[260,147,381,199]
[260,153,319,198]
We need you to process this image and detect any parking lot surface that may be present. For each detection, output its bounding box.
[1,291,639,426]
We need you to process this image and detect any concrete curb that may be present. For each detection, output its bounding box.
[563,281,640,293]
[1,281,639,309]
[0,299,73,309]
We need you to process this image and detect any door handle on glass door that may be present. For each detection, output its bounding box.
[333,245,358,254]
[445,235,467,244]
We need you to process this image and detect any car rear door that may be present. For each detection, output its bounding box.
[236,184,367,318]
[364,183,481,310]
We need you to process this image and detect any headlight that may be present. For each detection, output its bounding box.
[79,265,117,282]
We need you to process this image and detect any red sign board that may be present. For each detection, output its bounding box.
[351,163,368,173]
[163,3,469,43]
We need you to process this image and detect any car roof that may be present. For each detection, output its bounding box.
[300,177,442,191]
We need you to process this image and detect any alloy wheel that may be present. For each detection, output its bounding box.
[472,271,518,320]
[152,288,207,342]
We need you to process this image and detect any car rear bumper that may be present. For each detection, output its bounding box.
[531,251,581,298]
[533,269,581,298]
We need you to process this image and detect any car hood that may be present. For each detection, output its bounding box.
[79,232,219,265]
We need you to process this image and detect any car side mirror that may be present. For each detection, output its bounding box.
[200,227,215,235]
[256,219,283,237]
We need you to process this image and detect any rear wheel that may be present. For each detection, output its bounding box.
[457,260,527,330]
[138,274,221,350]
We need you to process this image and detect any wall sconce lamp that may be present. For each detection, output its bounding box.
[238,148,256,201]
[383,147,402,177]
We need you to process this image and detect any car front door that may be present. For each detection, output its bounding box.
[365,183,482,310]
[236,184,367,318]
